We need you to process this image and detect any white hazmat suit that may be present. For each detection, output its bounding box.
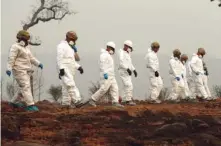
[186,61,197,99]
[7,43,40,106]
[167,56,185,101]
[182,61,190,98]
[118,49,135,102]
[190,54,208,99]
[201,61,212,98]
[145,48,163,102]
[57,40,82,106]
[91,49,119,103]
[202,75,211,98]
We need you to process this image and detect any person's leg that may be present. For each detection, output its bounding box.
[203,75,212,98]
[179,78,186,100]
[61,82,72,106]
[10,91,24,108]
[168,77,179,101]
[13,70,38,111]
[188,77,197,99]
[120,70,133,102]
[60,65,76,106]
[110,78,124,107]
[184,78,190,98]
[156,76,163,100]
[14,70,35,106]
[73,88,82,102]
[91,79,111,102]
[10,88,22,104]
[195,75,208,99]
[149,76,158,100]
[69,64,83,103]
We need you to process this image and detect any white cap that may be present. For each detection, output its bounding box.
[106,41,116,49]
[124,40,133,48]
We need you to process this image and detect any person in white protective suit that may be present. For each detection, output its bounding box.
[118,40,138,106]
[57,31,85,108]
[6,30,43,111]
[88,42,124,108]
[201,61,213,100]
[190,48,209,100]
[185,58,197,100]
[167,49,186,102]
[180,54,191,100]
[144,42,163,103]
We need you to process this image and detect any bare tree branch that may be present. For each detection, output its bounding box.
[22,0,75,46]
[29,41,41,46]
[211,0,221,7]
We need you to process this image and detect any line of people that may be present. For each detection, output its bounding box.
[6,30,213,111]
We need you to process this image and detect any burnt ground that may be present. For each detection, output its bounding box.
[1,99,221,146]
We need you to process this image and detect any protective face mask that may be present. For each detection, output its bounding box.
[199,55,203,58]
[19,41,26,47]
[153,48,159,53]
[69,41,75,46]
[109,50,114,55]
[127,48,132,53]
[182,61,186,64]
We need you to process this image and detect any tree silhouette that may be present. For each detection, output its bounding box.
[22,0,76,45]
[211,0,221,7]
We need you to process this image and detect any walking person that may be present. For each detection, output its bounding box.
[57,31,85,108]
[118,40,138,106]
[88,42,124,108]
[190,48,209,100]
[6,30,43,111]
[167,49,186,102]
[145,42,163,103]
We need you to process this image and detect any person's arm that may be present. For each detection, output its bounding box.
[75,61,81,69]
[100,54,110,74]
[130,57,135,71]
[74,52,80,61]
[147,53,157,72]
[186,62,192,76]
[190,57,199,74]
[119,50,128,69]
[57,45,64,69]
[203,61,209,75]
[131,64,135,71]
[169,59,178,77]
[7,45,19,71]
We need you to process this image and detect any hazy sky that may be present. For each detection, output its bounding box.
[1,0,221,100]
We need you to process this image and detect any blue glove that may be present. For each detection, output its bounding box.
[6,70,11,77]
[175,77,180,81]
[71,45,78,52]
[104,73,108,80]
[38,63,43,69]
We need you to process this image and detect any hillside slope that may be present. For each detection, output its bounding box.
[1,99,221,146]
